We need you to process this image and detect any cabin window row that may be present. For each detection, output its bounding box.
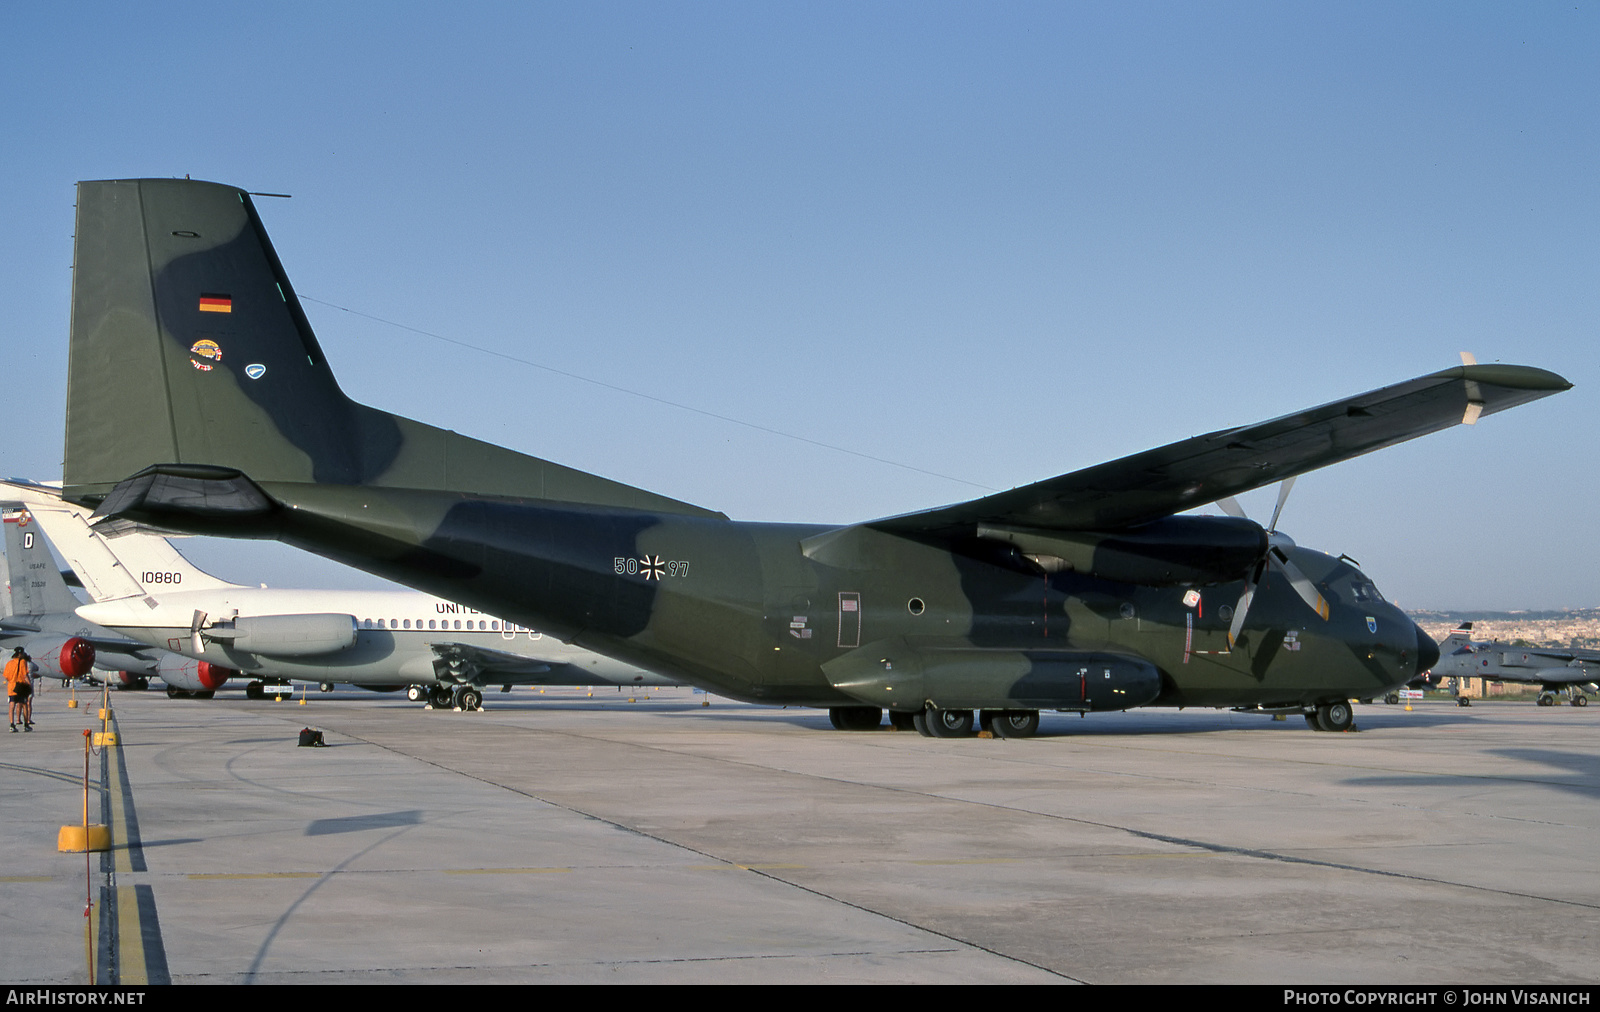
[361,618,499,631]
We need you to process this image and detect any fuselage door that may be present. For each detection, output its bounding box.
[838,592,861,649]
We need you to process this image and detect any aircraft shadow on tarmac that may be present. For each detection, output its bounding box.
[1340,747,1600,799]
[305,810,424,836]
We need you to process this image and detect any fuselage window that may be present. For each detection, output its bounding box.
[390,619,398,629]
[403,619,411,629]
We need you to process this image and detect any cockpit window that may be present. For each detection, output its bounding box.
[1350,581,1385,604]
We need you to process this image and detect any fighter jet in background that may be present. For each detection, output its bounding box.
[2,480,675,709]
[57,178,1571,737]
[1430,623,1600,707]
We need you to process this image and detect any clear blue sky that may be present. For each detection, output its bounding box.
[3,2,1596,609]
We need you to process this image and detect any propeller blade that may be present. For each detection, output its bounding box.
[1216,496,1247,519]
[1227,559,1267,647]
[1271,546,1331,621]
[1267,477,1296,533]
[190,609,207,654]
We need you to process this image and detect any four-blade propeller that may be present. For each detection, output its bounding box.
[1215,477,1330,646]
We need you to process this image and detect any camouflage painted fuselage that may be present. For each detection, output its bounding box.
[139,481,1427,711]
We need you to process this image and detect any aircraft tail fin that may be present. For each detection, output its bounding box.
[2,510,85,617]
[0,481,238,599]
[63,179,718,519]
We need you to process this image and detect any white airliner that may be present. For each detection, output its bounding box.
[1,481,673,709]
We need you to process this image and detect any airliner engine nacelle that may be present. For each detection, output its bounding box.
[159,655,237,692]
[27,636,97,680]
[205,614,359,657]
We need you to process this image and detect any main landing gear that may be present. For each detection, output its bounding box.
[828,706,883,730]
[244,680,291,701]
[1537,687,1589,707]
[883,706,1041,739]
[1305,700,1354,732]
[414,684,485,711]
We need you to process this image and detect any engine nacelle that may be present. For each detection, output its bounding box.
[99,669,145,690]
[27,636,97,680]
[205,614,358,657]
[159,654,238,692]
[978,515,1267,587]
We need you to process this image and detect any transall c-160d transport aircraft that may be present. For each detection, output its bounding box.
[58,178,1571,737]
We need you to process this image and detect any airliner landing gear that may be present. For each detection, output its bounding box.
[425,686,453,709]
[319,682,334,693]
[406,685,426,702]
[455,687,483,712]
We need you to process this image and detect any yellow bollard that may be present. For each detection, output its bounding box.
[59,730,109,853]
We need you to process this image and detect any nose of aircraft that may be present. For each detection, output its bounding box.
[1414,621,1440,678]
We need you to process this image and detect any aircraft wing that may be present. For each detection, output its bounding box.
[429,641,675,688]
[868,364,1570,537]
[430,641,554,681]
[0,621,156,658]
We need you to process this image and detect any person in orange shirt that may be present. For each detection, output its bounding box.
[6,647,33,732]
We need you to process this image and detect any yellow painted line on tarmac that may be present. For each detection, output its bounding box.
[0,875,54,882]
[910,858,1020,866]
[115,886,149,985]
[187,872,322,880]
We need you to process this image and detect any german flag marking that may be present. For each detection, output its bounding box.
[198,293,232,313]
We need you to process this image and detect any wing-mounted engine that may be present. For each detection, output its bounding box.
[822,637,1162,712]
[26,635,97,680]
[188,611,358,657]
[158,654,237,692]
[976,515,1266,586]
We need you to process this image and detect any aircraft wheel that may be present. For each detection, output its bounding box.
[990,710,1040,739]
[457,688,483,711]
[319,682,334,693]
[924,707,974,738]
[1315,701,1354,733]
[828,706,882,731]
[888,710,918,731]
[1304,713,1322,730]
[911,709,933,737]
[1457,696,1472,707]
[1573,695,1588,707]
[245,681,264,700]
[427,686,453,708]
[195,691,215,700]
[165,686,185,699]
[406,685,426,702]
[1384,693,1400,705]
[1537,692,1556,707]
